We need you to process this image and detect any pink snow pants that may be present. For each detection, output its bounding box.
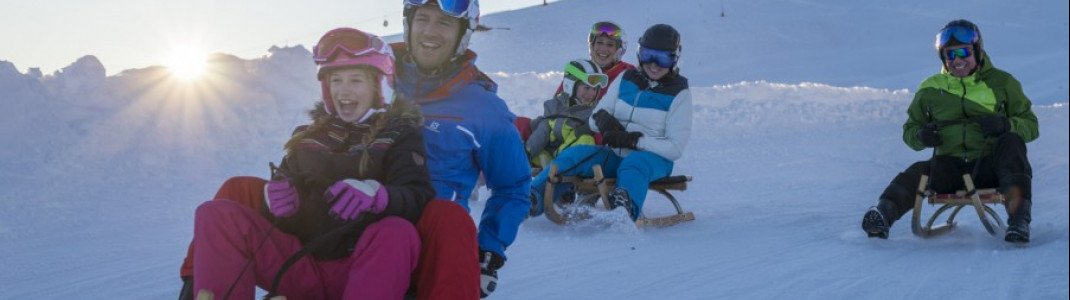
[192,199,420,300]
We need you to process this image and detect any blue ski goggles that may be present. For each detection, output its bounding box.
[638,47,678,68]
[404,0,473,18]
[936,26,978,48]
[944,47,972,60]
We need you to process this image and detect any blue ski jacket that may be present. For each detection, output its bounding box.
[392,43,531,259]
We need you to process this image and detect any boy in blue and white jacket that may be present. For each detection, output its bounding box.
[530,24,692,220]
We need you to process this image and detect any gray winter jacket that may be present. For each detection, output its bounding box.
[526,93,598,164]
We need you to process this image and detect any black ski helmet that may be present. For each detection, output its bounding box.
[934,19,984,63]
[637,24,682,75]
[639,24,681,52]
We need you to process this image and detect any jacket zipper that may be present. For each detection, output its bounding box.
[958,78,970,162]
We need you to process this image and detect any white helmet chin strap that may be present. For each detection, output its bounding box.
[379,75,394,105]
[357,107,387,123]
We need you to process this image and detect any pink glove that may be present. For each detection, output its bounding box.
[264,178,299,217]
[324,179,389,220]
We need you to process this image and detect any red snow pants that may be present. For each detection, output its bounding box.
[193,199,419,299]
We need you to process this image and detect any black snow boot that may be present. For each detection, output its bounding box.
[528,188,541,217]
[608,187,637,220]
[479,250,504,298]
[1004,188,1032,244]
[862,199,896,239]
[178,276,193,300]
[558,184,577,205]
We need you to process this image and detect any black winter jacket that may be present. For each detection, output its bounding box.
[265,101,433,260]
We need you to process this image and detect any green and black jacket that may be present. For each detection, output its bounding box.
[903,53,1039,161]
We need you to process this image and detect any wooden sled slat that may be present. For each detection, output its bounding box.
[911,174,1006,238]
[541,164,694,227]
[929,188,1004,204]
[636,211,695,227]
[543,164,568,224]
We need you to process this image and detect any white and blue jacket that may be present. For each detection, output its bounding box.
[591,69,692,161]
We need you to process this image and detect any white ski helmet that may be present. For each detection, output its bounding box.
[561,59,607,99]
[403,0,481,58]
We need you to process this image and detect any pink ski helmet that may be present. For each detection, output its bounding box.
[313,27,396,114]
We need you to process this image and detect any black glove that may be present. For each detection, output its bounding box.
[479,250,505,298]
[917,122,942,148]
[975,115,1010,137]
[592,109,624,133]
[603,131,643,149]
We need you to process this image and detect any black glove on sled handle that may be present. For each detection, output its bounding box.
[975,115,1010,137]
[603,131,643,149]
[917,122,942,148]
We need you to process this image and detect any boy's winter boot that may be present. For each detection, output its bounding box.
[862,199,897,239]
[528,188,542,217]
[479,250,504,298]
[558,183,577,205]
[608,187,637,221]
[1004,187,1031,243]
[179,276,193,300]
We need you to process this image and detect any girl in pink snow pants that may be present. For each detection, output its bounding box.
[191,27,435,299]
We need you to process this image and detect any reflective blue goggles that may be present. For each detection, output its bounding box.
[404,0,473,18]
[936,26,978,48]
[638,47,677,68]
[944,47,972,60]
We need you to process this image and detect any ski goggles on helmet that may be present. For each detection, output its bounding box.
[936,26,978,48]
[313,28,389,63]
[944,47,972,60]
[591,21,623,40]
[564,63,608,88]
[404,0,473,18]
[638,47,677,68]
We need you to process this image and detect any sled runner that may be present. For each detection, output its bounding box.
[541,164,694,227]
[911,173,1006,238]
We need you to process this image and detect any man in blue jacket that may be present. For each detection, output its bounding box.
[394,0,531,298]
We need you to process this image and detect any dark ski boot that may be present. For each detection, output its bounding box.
[178,276,193,300]
[862,200,896,239]
[528,188,542,217]
[608,188,637,220]
[1004,187,1031,244]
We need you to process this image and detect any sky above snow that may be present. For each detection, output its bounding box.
[0,0,557,75]
[0,0,1067,298]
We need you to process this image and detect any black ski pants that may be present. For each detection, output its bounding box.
[877,132,1032,222]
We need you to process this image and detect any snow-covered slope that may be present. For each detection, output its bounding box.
[472,0,1069,104]
[1,0,1067,298]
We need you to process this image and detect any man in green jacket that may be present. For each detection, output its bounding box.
[862,19,1039,243]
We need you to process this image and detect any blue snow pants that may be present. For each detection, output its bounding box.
[530,145,673,219]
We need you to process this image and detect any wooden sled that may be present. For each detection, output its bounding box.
[541,164,695,227]
[911,174,1007,238]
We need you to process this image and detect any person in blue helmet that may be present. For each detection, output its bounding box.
[861,19,1038,243]
[394,0,531,298]
[530,24,692,221]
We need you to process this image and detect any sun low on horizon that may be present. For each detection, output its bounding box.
[165,45,209,81]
